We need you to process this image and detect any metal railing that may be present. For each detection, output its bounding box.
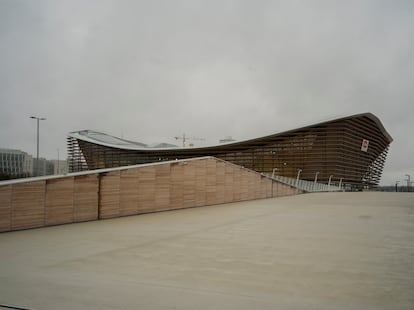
[268,174,341,192]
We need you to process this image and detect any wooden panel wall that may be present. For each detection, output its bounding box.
[272,181,297,197]
[0,185,12,232]
[233,167,241,201]
[74,174,99,222]
[183,161,196,208]
[46,177,74,226]
[216,160,226,203]
[120,168,139,216]
[99,171,120,219]
[0,157,301,232]
[170,162,184,209]
[195,159,207,207]
[206,158,217,206]
[11,181,45,230]
[138,165,156,213]
[155,164,171,210]
[224,164,234,203]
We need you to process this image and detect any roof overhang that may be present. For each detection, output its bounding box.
[67,112,393,152]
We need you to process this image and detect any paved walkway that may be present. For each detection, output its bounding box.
[1,192,413,310]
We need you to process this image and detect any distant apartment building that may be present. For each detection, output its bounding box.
[0,148,33,178]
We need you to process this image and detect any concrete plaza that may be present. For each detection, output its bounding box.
[0,192,413,309]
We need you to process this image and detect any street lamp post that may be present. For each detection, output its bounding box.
[30,116,46,176]
[405,174,411,191]
[57,148,60,174]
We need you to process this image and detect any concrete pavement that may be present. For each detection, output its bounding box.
[0,192,413,309]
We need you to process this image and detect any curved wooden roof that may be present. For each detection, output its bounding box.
[68,112,392,152]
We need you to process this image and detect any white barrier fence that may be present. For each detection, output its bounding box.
[268,174,341,192]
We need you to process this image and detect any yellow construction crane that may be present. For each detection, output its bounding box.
[174,134,205,147]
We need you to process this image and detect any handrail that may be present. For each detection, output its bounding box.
[268,174,341,192]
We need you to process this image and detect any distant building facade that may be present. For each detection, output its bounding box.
[0,148,68,179]
[50,160,68,175]
[0,148,33,178]
[33,158,55,177]
[67,113,392,190]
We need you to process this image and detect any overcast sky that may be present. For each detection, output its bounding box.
[1,0,413,185]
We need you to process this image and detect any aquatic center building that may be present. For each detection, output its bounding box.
[68,113,392,189]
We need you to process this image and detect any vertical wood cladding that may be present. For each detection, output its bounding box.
[73,174,99,222]
[99,171,121,219]
[46,177,74,226]
[11,181,46,230]
[68,114,392,189]
[0,185,12,232]
[120,168,139,216]
[97,157,299,218]
[0,157,300,232]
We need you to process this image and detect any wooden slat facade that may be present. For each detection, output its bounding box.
[73,174,99,222]
[120,168,139,216]
[11,181,45,230]
[0,157,300,232]
[99,171,121,219]
[0,185,12,232]
[46,177,74,226]
[68,113,392,189]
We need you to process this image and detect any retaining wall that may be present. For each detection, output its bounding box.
[0,157,301,232]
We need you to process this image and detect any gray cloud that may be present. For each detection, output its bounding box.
[1,0,413,185]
